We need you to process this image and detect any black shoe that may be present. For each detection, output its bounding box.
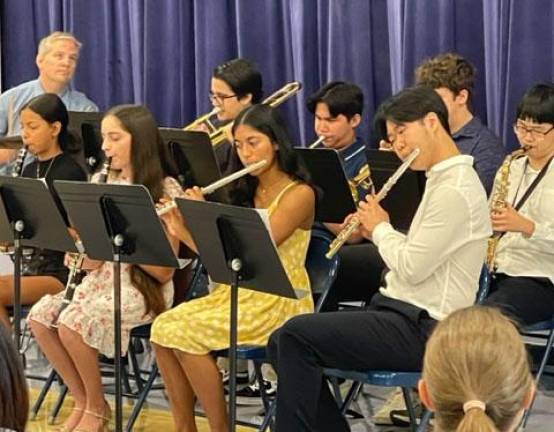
[235,381,277,406]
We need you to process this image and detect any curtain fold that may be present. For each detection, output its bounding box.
[1,0,552,150]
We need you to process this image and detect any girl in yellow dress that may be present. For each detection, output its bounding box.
[151,104,316,432]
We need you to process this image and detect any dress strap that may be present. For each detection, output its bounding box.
[268,181,298,213]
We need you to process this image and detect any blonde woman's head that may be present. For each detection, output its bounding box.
[419,306,534,432]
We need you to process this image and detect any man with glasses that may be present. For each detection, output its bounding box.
[268,87,491,431]
[415,52,505,194]
[208,58,263,174]
[483,82,554,327]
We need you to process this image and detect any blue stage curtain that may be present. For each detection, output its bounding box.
[1,0,552,150]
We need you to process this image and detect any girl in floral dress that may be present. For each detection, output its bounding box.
[28,105,181,432]
[150,104,316,432]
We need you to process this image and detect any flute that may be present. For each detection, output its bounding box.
[308,136,325,149]
[326,148,420,259]
[157,159,268,216]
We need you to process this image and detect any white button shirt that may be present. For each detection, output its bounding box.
[372,155,491,321]
[494,156,554,282]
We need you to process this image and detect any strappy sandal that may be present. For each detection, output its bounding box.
[55,407,84,432]
[74,405,111,432]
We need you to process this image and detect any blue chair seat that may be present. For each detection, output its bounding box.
[324,368,421,388]
[214,345,267,361]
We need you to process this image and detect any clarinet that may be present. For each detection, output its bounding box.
[52,158,112,326]
[11,146,28,177]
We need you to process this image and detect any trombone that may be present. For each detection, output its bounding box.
[183,107,221,134]
[187,81,303,149]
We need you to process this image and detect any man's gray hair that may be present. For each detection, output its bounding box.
[37,31,81,60]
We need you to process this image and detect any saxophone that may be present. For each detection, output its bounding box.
[52,158,112,325]
[485,148,527,271]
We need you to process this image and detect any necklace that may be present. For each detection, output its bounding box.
[258,176,290,195]
[36,154,60,179]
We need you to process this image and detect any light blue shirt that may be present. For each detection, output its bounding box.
[0,78,98,174]
[0,78,98,136]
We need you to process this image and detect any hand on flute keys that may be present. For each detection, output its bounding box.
[357,194,390,240]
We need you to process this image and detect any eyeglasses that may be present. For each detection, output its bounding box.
[209,92,237,103]
[513,122,554,141]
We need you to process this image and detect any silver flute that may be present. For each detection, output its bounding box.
[326,148,420,259]
[157,159,268,216]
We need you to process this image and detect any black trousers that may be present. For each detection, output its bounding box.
[268,294,436,432]
[483,274,554,326]
[321,242,386,312]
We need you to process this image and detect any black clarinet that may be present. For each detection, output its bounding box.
[52,158,112,326]
[11,146,28,177]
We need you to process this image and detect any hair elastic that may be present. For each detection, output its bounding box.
[463,400,486,413]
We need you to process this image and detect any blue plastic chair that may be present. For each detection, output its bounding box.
[214,229,341,431]
[521,316,554,427]
[323,265,491,432]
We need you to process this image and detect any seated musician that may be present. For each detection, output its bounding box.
[200,58,263,175]
[483,82,554,326]
[28,105,182,432]
[150,104,316,432]
[306,81,385,311]
[267,86,491,432]
[0,93,86,328]
[415,52,505,195]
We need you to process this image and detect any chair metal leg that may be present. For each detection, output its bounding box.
[258,399,276,432]
[30,369,58,420]
[416,410,433,431]
[339,381,363,416]
[48,383,69,424]
[401,387,417,432]
[125,363,159,432]
[522,328,554,427]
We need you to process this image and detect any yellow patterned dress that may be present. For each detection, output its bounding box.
[151,182,314,354]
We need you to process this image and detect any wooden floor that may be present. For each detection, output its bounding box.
[27,389,256,432]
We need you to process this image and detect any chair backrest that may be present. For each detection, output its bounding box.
[475,264,491,305]
[306,230,340,312]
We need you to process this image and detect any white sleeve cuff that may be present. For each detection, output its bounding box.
[372,221,394,246]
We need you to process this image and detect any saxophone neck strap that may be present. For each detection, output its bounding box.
[513,154,554,212]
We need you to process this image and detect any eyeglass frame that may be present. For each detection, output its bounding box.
[513,122,554,141]
[209,92,237,104]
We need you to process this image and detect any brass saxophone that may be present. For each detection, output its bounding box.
[485,148,527,271]
[52,158,112,325]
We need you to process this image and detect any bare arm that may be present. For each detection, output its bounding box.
[269,184,315,246]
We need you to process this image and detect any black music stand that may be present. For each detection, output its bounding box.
[160,128,229,203]
[0,177,78,351]
[175,198,306,432]
[295,148,357,222]
[365,150,425,231]
[54,180,181,432]
[68,111,104,173]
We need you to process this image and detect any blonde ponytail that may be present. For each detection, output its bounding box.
[422,306,533,432]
